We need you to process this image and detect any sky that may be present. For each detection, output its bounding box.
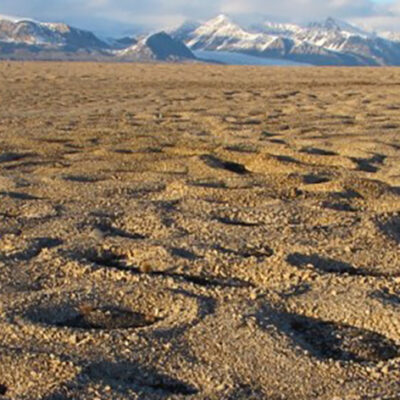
[1,0,400,36]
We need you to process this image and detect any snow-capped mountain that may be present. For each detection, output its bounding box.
[179,15,275,53]
[0,17,108,50]
[2,13,400,65]
[170,14,400,66]
[308,17,371,37]
[0,15,196,62]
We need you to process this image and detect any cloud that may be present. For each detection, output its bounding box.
[221,0,383,21]
[0,0,400,34]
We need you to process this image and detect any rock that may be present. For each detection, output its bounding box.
[0,384,7,396]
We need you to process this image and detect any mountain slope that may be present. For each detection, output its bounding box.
[253,21,302,36]
[167,20,201,42]
[172,15,400,66]
[379,31,400,43]
[0,16,195,62]
[179,15,275,53]
[116,32,196,61]
[0,18,108,50]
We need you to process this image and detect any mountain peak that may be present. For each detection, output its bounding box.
[308,17,369,36]
[199,14,246,35]
[206,14,235,27]
[212,14,232,23]
[118,31,195,61]
[145,31,195,60]
[186,14,270,51]
[324,17,339,28]
[323,17,352,32]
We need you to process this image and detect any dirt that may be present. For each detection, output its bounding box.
[0,62,399,399]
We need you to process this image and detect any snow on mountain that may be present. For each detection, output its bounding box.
[308,17,371,37]
[170,14,400,66]
[117,31,196,61]
[255,21,303,36]
[379,31,400,42]
[1,12,400,65]
[0,15,194,62]
[0,17,108,50]
[182,15,276,53]
[108,36,137,50]
[170,15,348,64]
[294,26,351,52]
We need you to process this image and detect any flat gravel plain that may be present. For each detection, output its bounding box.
[0,63,399,399]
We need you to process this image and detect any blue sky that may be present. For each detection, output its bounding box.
[1,0,400,36]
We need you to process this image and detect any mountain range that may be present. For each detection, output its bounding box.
[2,13,400,65]
[0,15,196,62]
[170,15,400,66]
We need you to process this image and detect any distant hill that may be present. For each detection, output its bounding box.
[116,32,196,61]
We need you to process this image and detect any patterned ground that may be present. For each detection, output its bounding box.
[0,63,399,399]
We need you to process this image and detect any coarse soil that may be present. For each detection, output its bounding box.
[0,62,399,399]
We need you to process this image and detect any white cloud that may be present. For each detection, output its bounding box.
[221,0,379,21]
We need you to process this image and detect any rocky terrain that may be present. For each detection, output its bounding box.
[0,63,399,399]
